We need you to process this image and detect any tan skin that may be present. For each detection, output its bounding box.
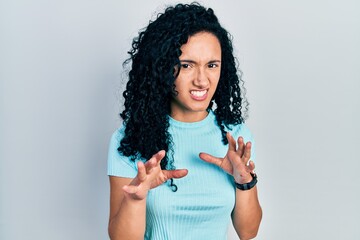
[108,151,188,240]
[108,32,262,240]
[200,133,262,239]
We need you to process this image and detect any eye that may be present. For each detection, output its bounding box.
[208,63,218,68]
[181,63,190,69]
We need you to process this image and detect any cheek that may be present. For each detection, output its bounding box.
[174,73,191,91]
[172,80,184,97]
[210,74,221,88]
[177,70,194,80]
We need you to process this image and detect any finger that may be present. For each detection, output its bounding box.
[236,136,245,157]
[163,169,188,179]
[144,158,156,173]
[242,141,252,162]
[144,150,166,174]
[152,150,166,165]
[137,161,147,182]
[247,160,255,172]
[144,152,161,173]
[226,132,237,152]
[199,152,223,167]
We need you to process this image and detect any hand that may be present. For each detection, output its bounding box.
[199,132,255,184]
[123,150,188,200]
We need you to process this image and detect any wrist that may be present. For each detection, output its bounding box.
[123,193,147,204]
[234,173,257,191]
[235,173,252,184]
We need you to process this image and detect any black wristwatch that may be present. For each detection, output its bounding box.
[235,173,258,191]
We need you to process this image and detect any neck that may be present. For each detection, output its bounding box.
[170,110,209,122]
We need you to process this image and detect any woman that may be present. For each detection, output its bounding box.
[107,3,262,239]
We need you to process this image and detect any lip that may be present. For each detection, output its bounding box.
[190,89,208,101]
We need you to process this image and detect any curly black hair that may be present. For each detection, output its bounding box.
[118,2,248,179]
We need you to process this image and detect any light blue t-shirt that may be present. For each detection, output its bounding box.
[107,111,255,240]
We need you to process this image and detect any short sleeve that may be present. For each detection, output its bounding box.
[107,128,138,178]
[228,124,256,162]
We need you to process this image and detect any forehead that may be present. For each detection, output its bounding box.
[179,32,221,59]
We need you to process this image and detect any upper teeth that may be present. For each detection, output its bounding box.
[191,90,207,97]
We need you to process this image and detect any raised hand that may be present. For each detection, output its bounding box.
[123,150,188,200]
[199,132,255,184]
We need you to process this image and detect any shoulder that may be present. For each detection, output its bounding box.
[107,124,138,178]
[227,123,254,143]
[109,125,125,145]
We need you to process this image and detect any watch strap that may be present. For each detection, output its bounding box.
[235,172,258,191]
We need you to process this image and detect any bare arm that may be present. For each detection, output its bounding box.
[108,176,146,240]
[232,186,262,239]
[108,150,188,240]
[199,133,262,239]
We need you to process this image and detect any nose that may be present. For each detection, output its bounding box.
[194,67,209,88]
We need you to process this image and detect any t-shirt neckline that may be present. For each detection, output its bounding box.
[168,110,215,129]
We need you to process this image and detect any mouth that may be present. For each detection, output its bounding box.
[190,89,208,100]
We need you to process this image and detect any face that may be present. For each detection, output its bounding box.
[170,32,222,122]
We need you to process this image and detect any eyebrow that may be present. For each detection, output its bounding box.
[180,59,221,64]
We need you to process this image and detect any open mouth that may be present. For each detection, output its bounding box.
[190,90,208,100]
[190,90,207,97]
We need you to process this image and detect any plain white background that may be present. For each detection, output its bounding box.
[1,0,359,239]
